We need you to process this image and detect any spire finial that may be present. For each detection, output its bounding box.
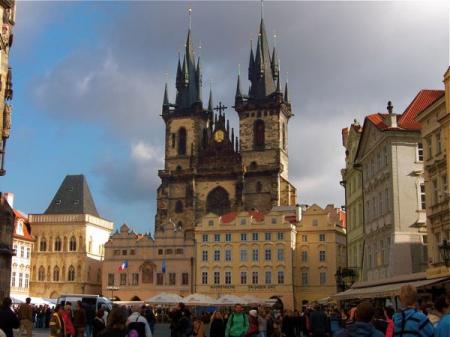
[387,101,394,114]
[273,31,277,48]
[198,40,202,57]
[238,64,241,76]
[260,0,264,20]
[286,71,289,84]
[188,7,192,30]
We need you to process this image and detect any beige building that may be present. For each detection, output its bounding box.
[11,204,34,298]
[294,204,346,307]
[354,99,429,281]
[195,208,297,309]
[341,121,364,281]
[30,175,113,298]
[102,223,194,301]
[0,0,14,175]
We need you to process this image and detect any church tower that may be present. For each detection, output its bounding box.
[234,16,296,212]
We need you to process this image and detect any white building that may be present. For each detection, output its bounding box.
[355,98,428,281]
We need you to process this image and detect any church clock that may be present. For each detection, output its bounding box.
[214,130,225,143]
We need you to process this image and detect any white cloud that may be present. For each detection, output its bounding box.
[131,142,162,162]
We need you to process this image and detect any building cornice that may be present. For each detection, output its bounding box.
[29,213,113,230]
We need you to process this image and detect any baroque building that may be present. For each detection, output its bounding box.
[102,224,194,301]
[294,204,347,306]
[155,13,295,241]
[354,99,428,281]
[29,175,113,298]
[195,208,297,309]
[341,121,364,280]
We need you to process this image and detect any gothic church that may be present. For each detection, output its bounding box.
[155,14,296,239]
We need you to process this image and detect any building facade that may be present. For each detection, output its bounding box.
[155,14,295,243]
[354,99,429,281]
[29,175,113,298]
[102,224,194,301]
[0,0,14,175]
[0,192,14,300]
[11,207,34,298]
[341,121,364,280]
[195,208,297,309]
[294,204,346,306]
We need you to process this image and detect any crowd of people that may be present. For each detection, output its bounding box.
[0,285,450,337]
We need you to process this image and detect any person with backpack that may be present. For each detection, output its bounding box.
[98,306,128,337]
[225,304,249,337]
[126,306,152,337]
[393,285,434,337]
[334,301,384,337]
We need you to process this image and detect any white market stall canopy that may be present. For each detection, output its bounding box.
[241,295,276,306]
[182,293,218,306]
[145,293,183,305]
[12,295,56,306]
[216,294,246,306]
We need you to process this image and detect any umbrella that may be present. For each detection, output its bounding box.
[145,293,183,305]
[182,293,218,306]
[216,294,246,306]
[241,295,266,305]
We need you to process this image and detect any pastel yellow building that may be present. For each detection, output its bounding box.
[102,223,195,301]
[195,208,298,309]
[30,175,113,298]
[294,204,346,307]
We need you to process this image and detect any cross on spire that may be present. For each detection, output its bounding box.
[214,102,228,114]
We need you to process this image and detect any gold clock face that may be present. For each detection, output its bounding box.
[214,130,225,143]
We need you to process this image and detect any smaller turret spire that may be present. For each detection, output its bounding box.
[284,72,289,102]
[208,88,214,112]
[235,64,243,100]
[188,7,192,30]
[196,56,202,102]
[163,82,169,106]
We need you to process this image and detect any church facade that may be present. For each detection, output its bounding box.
[155,14,296,241]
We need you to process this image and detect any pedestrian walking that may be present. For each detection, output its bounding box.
[169,302,193,337]
[258,310,268,337]
[210,311,226,337]
[309,305,329,337]
[329,308,343,336]
[85,303,96,337]
[49,304,66,337]
[193,316,206,337]
[281,310,296,337]
[335,302,384,337]
[73,301,87,337]
[0,297,20,337]
[225,304,249,337]
[384,307,394,337]
[126,305,152,337]
[92,309,106,337]
[17,297,33,337]
[393,285,434,337]
[98,306,129,337]
[245,309,259,337]
[143,306,156,335]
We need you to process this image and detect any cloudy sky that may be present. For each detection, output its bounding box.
[2,1,449,234]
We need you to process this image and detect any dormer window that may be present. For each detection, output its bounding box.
[55,200,61,205]
[74,200,79,205]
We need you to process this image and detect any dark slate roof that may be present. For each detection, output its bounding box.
[44,175,100,217]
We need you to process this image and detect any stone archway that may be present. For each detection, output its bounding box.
[131,296,141,301]
[49,291,59,299]
[206,186,231,215]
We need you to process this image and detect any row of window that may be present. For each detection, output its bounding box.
[300,271,327,286]
[11,272,29,288]
[202,232,285,243]
[431,176,448,206]
[300,250,327,262]
[37,265,76,282]
[13,245,31,260]
[201,248,285,262]
[365,189,391,221]
[200,270,285,285]
[108,272,189,287]
[39,236,78,252]
[207,217,280,227]
[364,145,390,180]
[424,132,443,160]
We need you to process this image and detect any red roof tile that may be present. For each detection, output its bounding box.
[399,90,444,130]
[220,212,237,223]
[12,209,34,241]
[367,113,389,130]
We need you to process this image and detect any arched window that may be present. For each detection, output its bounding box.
[53,266,60,282]
[206,186,231,216]
[141,262,154,284]
[256,181,263,193]
[38,266,45,281]
[178,128,187,155]
[54,237,62,252]
[282,123,287,150]
[68,266,75,282]
[175,200,183,213]
[39,238,47,252]
[88,236,93,253]
[69,236,76,251]
[254,119,265,148]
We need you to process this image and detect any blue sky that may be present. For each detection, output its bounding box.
[1,1,449,234]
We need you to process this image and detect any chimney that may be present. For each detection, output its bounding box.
[295,204,302,222]
[385,101,397,128]
[4,192,14,208]
[444,67,450,115]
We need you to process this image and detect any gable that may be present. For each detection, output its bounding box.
[355,119,383,162]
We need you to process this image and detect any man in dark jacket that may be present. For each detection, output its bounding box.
[310,305,329,337]
[0,297,20,337]
[335,302,384,337]
[73,301,87,337]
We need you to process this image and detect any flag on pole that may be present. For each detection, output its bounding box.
[118,260,128,271]
[162,260,166,273]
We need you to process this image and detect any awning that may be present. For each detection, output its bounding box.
[332,277,450,301]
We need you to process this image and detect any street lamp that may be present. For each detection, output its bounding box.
[438,239,450,267]
[106,286,119,300]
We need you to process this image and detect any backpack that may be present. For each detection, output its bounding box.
[127,314,146,337]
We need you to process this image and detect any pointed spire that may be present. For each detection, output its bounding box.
[231,128,235,148]
[276,74,281,93]
[284,81,289,103]
[248,39,255,81]
[208,88,214,112]
[182,54,189,85]
[196,56,202,102]
[176,53,182,88]
[235,64,243,100]
[163,82,169,106]
[271,46,279,79]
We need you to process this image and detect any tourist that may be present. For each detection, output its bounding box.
[169,302,192,337]
[281,310,296,337]
[334,302,383,337]
[63,303,76,337]
[393,285,434,337]
[0,297,20,337]
[265,311,274,337]
[258,309,268,337]
[92,308,106,337]
[73,301,87,337]
[143,305,156,335]
[245,309,259,337]
[126,305,152,337]
[210,311,226,337]
[225,304,249,337]
[384,307,395,337]
[193,316,206,337]
[434,294,450,337]
[372,307,388,334]
[49,304,66,337]
[329,308,343,336]
[17,297,33,337]
[309,305,329,337]
[98,306,129,337]
[85,303,96,337]
[428,295,448,326]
